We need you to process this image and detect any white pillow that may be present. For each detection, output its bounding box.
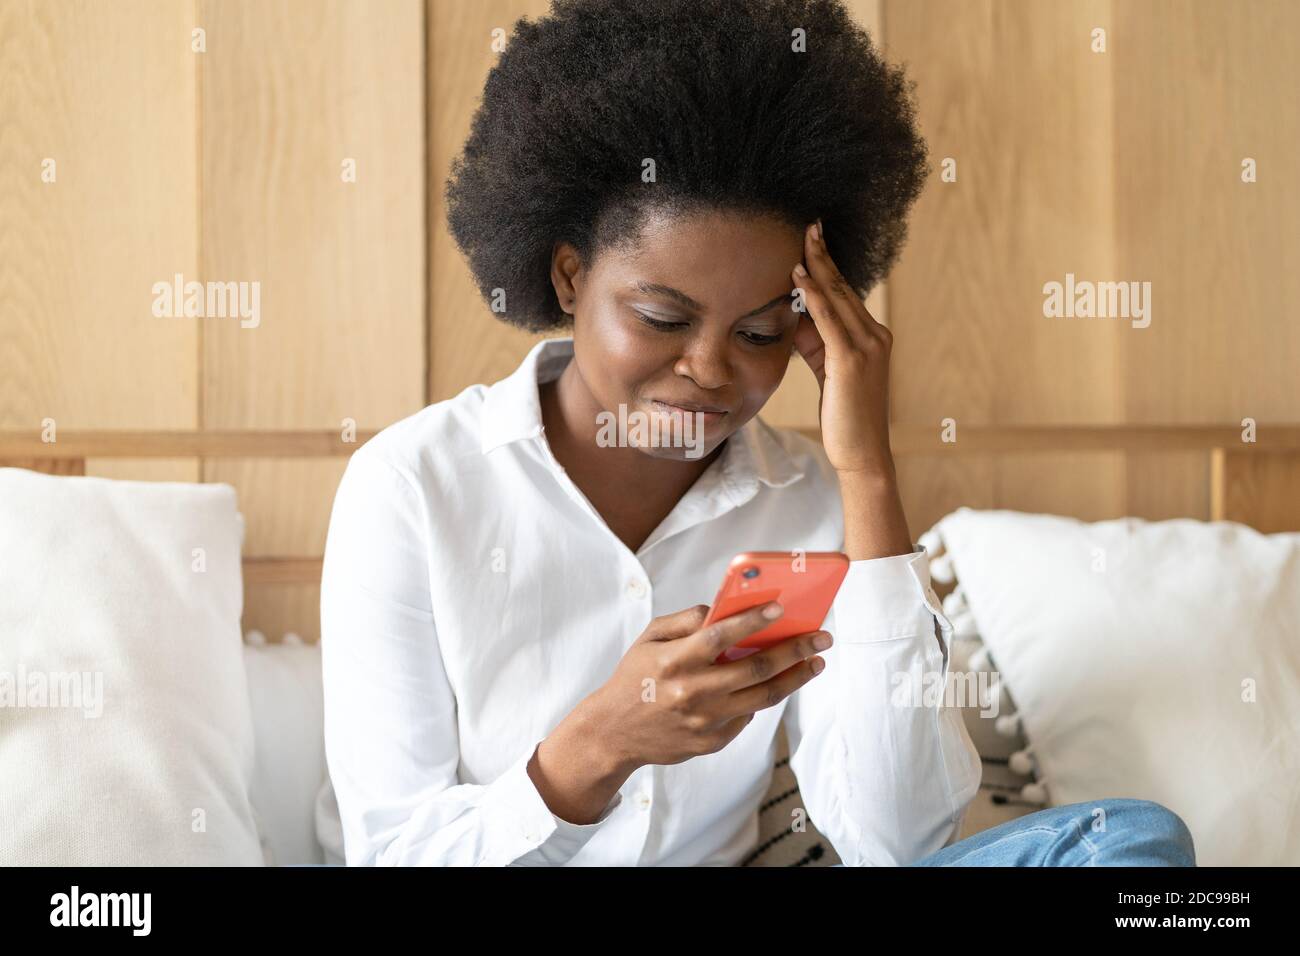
[0,468,263,865]
[243,635,328,865]
[931,507,1300,866]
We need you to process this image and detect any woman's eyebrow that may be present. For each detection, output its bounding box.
[631,281,794,319]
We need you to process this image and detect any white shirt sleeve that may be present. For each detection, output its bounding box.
[320,449,622,866]
[781,545,982,866]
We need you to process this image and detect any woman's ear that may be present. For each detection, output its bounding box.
[550,240,582,315]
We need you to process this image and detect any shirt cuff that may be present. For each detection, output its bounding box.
[832,544,950,644]
[482,738,623,865]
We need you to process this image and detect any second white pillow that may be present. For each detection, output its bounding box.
[932,507,1300,866]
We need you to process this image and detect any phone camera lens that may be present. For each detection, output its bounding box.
[741,566,760,579]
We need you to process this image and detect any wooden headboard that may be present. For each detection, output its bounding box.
[3,424,1298,637]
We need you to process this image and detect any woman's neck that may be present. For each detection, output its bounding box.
[538,360,726,551]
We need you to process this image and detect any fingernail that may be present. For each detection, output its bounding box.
[813,632,832,651]
[763,602,784,620]
[793,262,807,277]
[811,657,825,674]
[812,219,822,241]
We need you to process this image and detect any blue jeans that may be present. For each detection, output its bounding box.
[836,798,1196,866]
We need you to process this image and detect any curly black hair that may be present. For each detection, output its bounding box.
[445,0,929,332]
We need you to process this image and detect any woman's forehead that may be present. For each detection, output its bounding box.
[593,211,803,304]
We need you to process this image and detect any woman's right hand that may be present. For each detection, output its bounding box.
[584,602,832,774]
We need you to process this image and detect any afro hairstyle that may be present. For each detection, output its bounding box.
[444,0,930,332]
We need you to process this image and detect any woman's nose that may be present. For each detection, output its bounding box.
[673,342,732,390]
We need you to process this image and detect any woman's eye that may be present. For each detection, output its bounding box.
[634,311,782,346]
[633,311,687,332]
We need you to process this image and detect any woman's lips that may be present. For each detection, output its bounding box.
[650,400,730,422]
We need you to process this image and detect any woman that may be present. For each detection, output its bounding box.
[320,0,1195,867]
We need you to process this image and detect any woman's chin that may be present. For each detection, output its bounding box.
[629,429,730,462]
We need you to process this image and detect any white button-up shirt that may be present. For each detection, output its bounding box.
[320,336,981,866]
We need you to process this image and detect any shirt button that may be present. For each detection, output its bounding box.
[626,578,647,599]
[635,792,651,810]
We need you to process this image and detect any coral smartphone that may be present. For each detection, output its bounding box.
[704,551,850,664]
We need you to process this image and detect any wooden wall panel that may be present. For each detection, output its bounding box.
[242,584,323,646]
[0,0,197,483]
[886,0,1299,531]
[86,459,200,483]
[896,458,998,540]
[6,1,1297,644]
[1114,0,1300,517]
[200,0,425,641]
[1122,451,1210,522]
[883,0,1125,530]
[1212,450,1300,534]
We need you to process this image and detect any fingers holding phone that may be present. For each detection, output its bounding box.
[711,624,831,694]
[586,601,824,772]
[579,551,848,775]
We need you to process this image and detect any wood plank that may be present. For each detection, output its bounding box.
[0,0,197,448]
[1211,449,1300,533]
[243,558,323,586]
[198,0,424,642]
[0,458,84,476]
[3,424,1296,459]
[242,584,322,643]
[199,0,425,433]
[1115,0,1300,526]
[230,458,349,557]
[0,430,377,458]
[1123,452,1210,522]
[798,423,1300,454]
[883,0,1125,528]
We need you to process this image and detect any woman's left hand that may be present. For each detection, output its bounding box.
[790,219,897,480]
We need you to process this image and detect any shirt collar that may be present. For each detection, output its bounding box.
[479,335,806,493]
